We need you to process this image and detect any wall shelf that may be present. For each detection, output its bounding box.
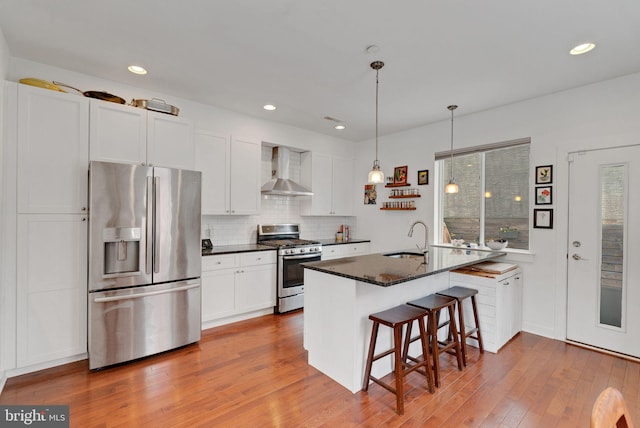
[389,194,421,199]
[385,183,411,188]
[380,207,417,211]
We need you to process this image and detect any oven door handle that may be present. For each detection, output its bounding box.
[282,253,321,261]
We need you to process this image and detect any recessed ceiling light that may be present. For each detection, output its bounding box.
[263,104,276,111]
[128,65,147,75]
[570,42,596,55]
[335,124,346,130]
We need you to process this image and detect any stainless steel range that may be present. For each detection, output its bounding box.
[257,224,322,313]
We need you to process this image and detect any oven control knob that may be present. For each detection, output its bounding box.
[287,249,294,254]
[300,248,306,253]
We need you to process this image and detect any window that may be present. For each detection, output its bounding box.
[437,141,530,250]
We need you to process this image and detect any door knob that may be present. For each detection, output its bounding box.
[572,241,581,247]
[572,253,584,260]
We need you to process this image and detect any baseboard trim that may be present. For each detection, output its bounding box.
[565,339,640,363]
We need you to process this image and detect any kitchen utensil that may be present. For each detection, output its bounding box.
[52,81,126,104]
[130,98,180,116]
[19,78,66,92]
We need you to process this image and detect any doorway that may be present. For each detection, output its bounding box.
[566,145,640,357]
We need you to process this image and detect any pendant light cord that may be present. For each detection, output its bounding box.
[375,68,379,162]
[448,104,458,179]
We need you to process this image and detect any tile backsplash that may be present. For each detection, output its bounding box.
[202,146,356,245]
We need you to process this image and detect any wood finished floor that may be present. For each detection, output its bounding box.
[1,311,639,427]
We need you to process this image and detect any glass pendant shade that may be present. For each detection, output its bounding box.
[368,161,384,184]
[445,179,459,194]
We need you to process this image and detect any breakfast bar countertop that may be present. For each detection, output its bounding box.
[302,246,505,287]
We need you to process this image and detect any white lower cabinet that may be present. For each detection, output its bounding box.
[16,214,88,367]
[201,251,276,324]
[321,242,371,261]
[448,267,523,353]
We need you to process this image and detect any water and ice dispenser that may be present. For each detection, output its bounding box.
[103,227,142,276]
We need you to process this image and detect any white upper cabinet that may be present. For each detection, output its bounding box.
[147,111,195,170]
[89,101,195,170]
[195,132,230,215]
[195,132,260,215]
[89,101,146,165]
[300,152,354,216]
[229,137,261,215]
[331,155,354,216]
[17,84,89,214]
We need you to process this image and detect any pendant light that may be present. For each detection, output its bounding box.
[367,61,385,184]
[444,104,459,194]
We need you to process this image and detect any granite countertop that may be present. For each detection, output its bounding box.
[202,244,275,256]
[315,238,371,246]
[302,246,506,287]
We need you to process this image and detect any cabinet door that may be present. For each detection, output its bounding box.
[201,268,236,322]
[344,242,370,256]
[89,101,146,164]
[322,245,345,261]
[147,111,195,170]
[17,85,89,214]
[229,137,261,215]
[331,156,354,216]
[300,152,333,215]
[195,132,230,214]
[235,264,276,312]
[16,214,88,366]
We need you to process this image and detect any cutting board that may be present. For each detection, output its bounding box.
[466,261,518,274]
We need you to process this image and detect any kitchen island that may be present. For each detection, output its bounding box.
[302,247,505,393]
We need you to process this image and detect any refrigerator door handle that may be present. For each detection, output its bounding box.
[145,176,153,275]
[153,176,160,274]
[92,283,200,303]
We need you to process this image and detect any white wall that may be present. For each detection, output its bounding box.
[354,72,640,340]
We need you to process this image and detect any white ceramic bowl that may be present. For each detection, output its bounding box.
[451,239,465,247]
[486,240,508,250]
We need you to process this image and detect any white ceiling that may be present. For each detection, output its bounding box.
[1,0,640,142]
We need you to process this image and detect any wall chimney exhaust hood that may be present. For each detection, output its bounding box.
[261,147,313,196]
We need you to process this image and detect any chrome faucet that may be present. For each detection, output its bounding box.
[408,220,429,263]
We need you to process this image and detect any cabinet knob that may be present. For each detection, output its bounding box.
[81,207,87,211]
[81,217,87,222]
[141,162,146,166]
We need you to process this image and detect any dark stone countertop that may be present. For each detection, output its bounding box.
[314,238,371,246]
[202,244,275,256]
[302,246,506,287]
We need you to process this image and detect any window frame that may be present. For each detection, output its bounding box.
[435,138,531,250]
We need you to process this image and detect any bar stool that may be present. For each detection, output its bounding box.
[362,304,435,415]
[437,286,484,366]
[407,294,463,387]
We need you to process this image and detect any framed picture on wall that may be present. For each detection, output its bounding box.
[417,170,429,185]
[535,165,553,184]
[535,186,552,205]
[533,208,553,229]
[394,166,408,185]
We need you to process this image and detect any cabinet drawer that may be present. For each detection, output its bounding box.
[240,251,276,266]
[202,254,239,271]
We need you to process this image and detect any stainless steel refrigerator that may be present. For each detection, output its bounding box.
[88,161,202,369]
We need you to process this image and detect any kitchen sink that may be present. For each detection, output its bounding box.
[383,251,425,260]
